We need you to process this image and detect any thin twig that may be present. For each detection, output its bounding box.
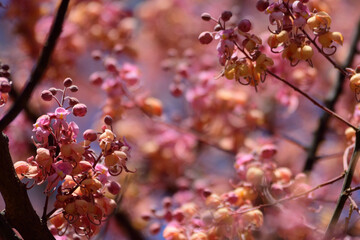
[325,130,360,238]
[347,185,360,194]
[267,70,357,130]
[348,195,360,216]
[0,0,70,131]
[236,172,345,215]
[303,20,360,171]
[344,203,353,235]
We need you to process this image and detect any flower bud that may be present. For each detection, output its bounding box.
[69,85,78,92]
[198,31,213,44]
[268,34,279,48]
[276,30,288,43]
[345,127,356,141]
[350,74,360,91]
[68,97,79,106]
[0,77,10,93]
[169,83,184,97]
[297,45,314,60]
[1,64,9,71]
[242,209,263,228]
[143,97,163,116]
[173,209,184,222]
[41,90,53,101]
[214,24,222,31]
[149,222,161,235]
[63,78,73,87]
[83,129,97,142]
[104,115,113,125]
[49,87,58,95]
[89,72,103,85]
[72,103,87,117]
[238,19,252,32]
[104,57,118,72]
[246,167,264,185]
[201,13,212,21]
[91,50,102,60]
[221,11,232,21]
[256,0,269,12]
[107,181,121,195]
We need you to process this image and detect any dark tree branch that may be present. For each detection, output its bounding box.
[0,0,70,131]
[0,211,21,240]
[9,87,39,123]
[304,20,360,171]
[0,133,54,239]
[0,0,70,238]
[325,130,360,238]
[115,211,145,240]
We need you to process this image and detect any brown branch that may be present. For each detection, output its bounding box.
[0,0,70,131]
[348,195,360,216]
[237,172,345,215]
[267,70,357,130]
[303,20,360,171]
[0,133,54,239]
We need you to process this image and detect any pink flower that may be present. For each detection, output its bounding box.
[120,63,140,86]
[46,161,73,193]
[54,107,70,120]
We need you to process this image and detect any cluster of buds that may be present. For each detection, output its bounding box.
[198,11,274,90]
[14,78,133,238]
[260,0,343,65]
[161,48,195,97]
[89,51,141,118]
[0,62,11,106]
[90,51,164,119]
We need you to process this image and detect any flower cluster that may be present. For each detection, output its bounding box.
[89,52,146,118]
[144,143,319,239]
[262,0,343,65]
[14,78,133,238]
[198,12,274,90]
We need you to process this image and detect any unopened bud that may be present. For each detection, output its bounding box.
[63,78,73,87]
[41,90,53,101]
[83,129,97,142]
[221,11,232,21]
[201,13,212,21]
[198,31,213,44]
[72,103,87,117]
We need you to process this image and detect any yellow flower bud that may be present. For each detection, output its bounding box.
[350,73,360,91]
[330,32,343,45]
[224,65,236,80]
[246,167,264,185]
[268,34,279,48]
[142,97,163,116]
[276,30,288,43]
[345,127,356,141]
[297,45,314,60]
[243,209,264,228]
[307,11,331,30]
